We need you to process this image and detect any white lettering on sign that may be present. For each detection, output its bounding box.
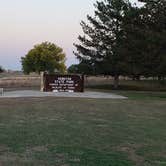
[49,77,79,92]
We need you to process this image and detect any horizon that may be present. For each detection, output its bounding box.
[0,0,141,71]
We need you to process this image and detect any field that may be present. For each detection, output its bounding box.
[0,73,166,91]
[0,92,166,166]
[0,72,40,90]
[86,76,166,91]
[0,73,166,165]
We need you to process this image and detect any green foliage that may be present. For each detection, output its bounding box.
[138,0,166,78]
[21,42,66,74]
[68,63,93,74]
[68,64,78,74]
[74,0,133,76]
[74,0,166,86]
[124,0,166,78]
[74,0,134,87]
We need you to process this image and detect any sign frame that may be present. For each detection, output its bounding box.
[42,73,84,93]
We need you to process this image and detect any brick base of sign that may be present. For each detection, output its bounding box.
[41,73,84,93]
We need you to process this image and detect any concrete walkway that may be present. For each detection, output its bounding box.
[0,90,127,99]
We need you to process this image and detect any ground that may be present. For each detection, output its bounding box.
[1,90,127,99]
[0,91,166,166]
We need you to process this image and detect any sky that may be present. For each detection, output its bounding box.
[0,0,141,70]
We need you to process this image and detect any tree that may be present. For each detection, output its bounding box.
[74,0,133,88]
[74,0,166,87]
[121,3,146,79]
[68,62,93,75]
[138,0,166,80]
[117,0,166,80]
[68,64,79,74]
[21,42,66,74]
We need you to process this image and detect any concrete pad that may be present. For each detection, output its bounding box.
[0,90,127,99]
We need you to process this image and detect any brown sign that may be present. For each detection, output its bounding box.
[43,74,84,92]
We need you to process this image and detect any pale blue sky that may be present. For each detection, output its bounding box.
[0,0,141,70]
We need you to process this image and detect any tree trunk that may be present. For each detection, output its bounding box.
[113,75,119,89]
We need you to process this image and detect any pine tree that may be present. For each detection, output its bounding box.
[74,0,132,88]
[138,0,166,79]
[122,3,147,79]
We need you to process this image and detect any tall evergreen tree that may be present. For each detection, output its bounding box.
[122,3,146,79]
[120,0,166,80]
[74,0,132,88]
[138,0,166,79]
[74,0,166,86]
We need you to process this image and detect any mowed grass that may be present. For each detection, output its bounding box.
[0,94,166,166]
[86,79,166,91]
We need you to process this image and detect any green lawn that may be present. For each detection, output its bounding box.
[86,79,166,91]
[0,92,166,166]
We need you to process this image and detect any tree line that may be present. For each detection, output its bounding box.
[16,0,166,89]
[71,0,166,88]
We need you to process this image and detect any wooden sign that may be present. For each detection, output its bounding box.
[42,74,84,92]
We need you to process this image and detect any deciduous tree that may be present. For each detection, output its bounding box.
[21,42,66,74]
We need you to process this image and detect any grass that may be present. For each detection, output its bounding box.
[87,89,166,100]
[1,73,166,91]
[116,91,166,100]
[86,79,166,91]
[0,93,166,166]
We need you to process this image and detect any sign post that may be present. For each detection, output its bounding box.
[42,73,84,92]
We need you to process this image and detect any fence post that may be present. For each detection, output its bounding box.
[40,72,44,92]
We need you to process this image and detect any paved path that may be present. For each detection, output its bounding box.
[0,90,127,99]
